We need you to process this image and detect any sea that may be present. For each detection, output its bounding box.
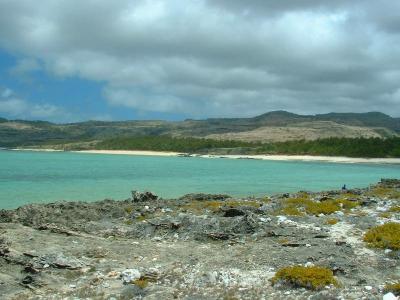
[1,150,399,209]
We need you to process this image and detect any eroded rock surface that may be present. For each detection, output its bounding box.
[0,179,400,299]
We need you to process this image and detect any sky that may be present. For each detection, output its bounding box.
[0,0,399,123]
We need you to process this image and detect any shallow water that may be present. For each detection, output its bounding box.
[0,150,399,209]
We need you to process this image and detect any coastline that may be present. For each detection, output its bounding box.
[75,149,182,157]
[1,179,400,299]
[61,149,400,164]
[7,148,400,164]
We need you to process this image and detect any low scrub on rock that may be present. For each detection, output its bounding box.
[363,222,400,250]
[271,265,338,290]
[384,282,400,296]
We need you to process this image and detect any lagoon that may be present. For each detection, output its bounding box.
[1,150,400,209]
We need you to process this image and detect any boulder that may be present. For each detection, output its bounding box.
[132,191,158,202]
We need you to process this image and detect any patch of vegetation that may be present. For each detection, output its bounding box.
[335,199,360,210]
[136,215,148,222]
[133,278,149,289]
[95,136,257,153]
[271,265,338,290]
[225,200,261,208]
[363,222,400,250]
[182,199,261,214]
[384,282,400,296]
[125,219,133,225]
[255,137,400,158]
[305,201,341,215]
[325,218,339,225]
[389,206,400,213]
[379,212,392,219]
[277,194,360,217]
[124,206,134,214]
[278,206,304,216]
[367,187,400,199]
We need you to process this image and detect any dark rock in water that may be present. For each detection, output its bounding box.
[179,193,231,201]
[223,208,246,217]
[132,191,158,202]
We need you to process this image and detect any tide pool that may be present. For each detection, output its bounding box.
[0,150,399,209]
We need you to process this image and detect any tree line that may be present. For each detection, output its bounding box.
[95,136,400,158]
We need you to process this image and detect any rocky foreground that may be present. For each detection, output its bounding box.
[1,180,400,300]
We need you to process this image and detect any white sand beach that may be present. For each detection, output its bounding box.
[7,148,400,164]
[76,150,400,164]
[75,149,182,157]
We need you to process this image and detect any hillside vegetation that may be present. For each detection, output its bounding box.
[1,111,400,158]
[0,111,399,147]
[95,136,257,153]
[94,136,400,158]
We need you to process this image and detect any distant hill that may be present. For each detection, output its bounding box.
[0,111,399,147]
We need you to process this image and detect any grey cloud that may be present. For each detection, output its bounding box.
[0,0,399,118]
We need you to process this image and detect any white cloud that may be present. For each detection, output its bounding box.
[10,58,41,75]
[0,87,66,121]
[1,88,13,98]
[0,1,399,117]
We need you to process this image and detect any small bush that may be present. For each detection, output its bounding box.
[125,206,133,214]
[363,222,400,250]
[325,218,339,225]
[367,187,400,199]
[334,199,359,210]
[305,201,340,215]
[384,282,400,296]
[280,206,304,216]
[133,278,149,289]
[389,206,400,213]
[379,212,392,219]
[271,266,338,290]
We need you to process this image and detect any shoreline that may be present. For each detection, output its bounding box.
[1,179,400,299]
[6,148,400,164]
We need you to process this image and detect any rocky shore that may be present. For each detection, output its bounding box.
[1,179,400,299]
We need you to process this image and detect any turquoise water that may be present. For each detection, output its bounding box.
[0,150,399,209]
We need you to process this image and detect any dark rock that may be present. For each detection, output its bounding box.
[223,208,246,217]
[21,275,34,285]
[179,193,231,201]
[0,237,10,256]
[132,191,158,202]
[380,178,400,188]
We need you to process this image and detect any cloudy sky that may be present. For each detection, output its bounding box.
[0,0,399,122]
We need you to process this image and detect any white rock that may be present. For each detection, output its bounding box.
[144,205,149,210]
[306,243,312,247]
[383,292,398,300]
[277,216,287,222]
[121,269,141,284]
[304,262,314,267]
[318,213,325,217]
[259,217,270,222]
[385,249,393,254]
[69,284,76,288]
[335,211,345,216]
[364,285,373,291]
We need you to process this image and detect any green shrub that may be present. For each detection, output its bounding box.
[271,266,338,290]
[363,222,400,250]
